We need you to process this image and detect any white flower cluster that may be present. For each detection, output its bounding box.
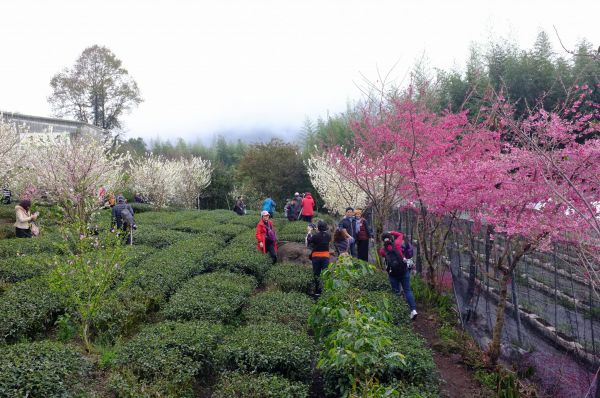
[130,154,212,209]
[306,153,367,215]
[0,116,23,188]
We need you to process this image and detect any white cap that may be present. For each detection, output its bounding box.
[261,210,270,216]
[294,192,300,196]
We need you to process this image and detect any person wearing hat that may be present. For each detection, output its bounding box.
[292,192,303,220]
[306,220,331,295]
[256,210,278,264]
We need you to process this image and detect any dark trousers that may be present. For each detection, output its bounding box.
[265,241,277,264]
[388,271,417,311]
[357,239,369,262]
[15,227,32,238]
[302,215,313,222]
[312,256,329,294]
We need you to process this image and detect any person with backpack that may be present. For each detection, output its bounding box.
[378,231,417,320]
[292,192,303,220]
[111,195,136,244]
[233,196,246,215]
[306,220,331,296]
[256,210,278,264]
[262,196,276,218]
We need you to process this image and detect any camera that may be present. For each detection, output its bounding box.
[308,223,317,230]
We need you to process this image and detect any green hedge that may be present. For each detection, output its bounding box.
[265,263,313,294]
[0,276,64,344]
[212,371,309,398]
[133,233,223,302]
[132,226,190,249]
[0,341,90,397]
[163,272,256,323]
[0,254,54,284]
[278,233,308,243]
[122,245,157,269]
[244,291,312,330]
[0,236,59,257]
[110,321,224,397]
[352,269,391,292]
[212,244,272,284]
[217,323,315,382]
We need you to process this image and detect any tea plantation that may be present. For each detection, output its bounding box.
[0,205,438,397]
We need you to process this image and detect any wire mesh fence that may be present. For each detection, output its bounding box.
[392,208,600,397]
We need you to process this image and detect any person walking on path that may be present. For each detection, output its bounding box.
[262,196,276,218]
[300,192,315,222]
[292,192,303,220]
[354,208,374,262]
[14,199,39,238]
[378,231,417,320]
[233,196,246,215]
[256,210,278,264]
[338,207,357,257]
[306,220,331,296]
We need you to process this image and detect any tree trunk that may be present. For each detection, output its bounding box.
[488,270,512,365]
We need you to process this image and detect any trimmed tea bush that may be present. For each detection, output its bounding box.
[0,276,64,343]
[278,233,308,243]
[163,272,256,322]
[218,322,315,381]
[212,371,309,398]
[122,245,157,269]
[244,290,312,329]
[110,321,223,397]
[352,269,390,291]
[265,263,313,294]
[0,236,58,257]
[133,226,190,249]
[134,233,224,301]
[0,341,90,397]
[212,244,272,283]
[0,254,53,284]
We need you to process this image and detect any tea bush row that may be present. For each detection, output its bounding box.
[243,290,312,330]
[212,243,272,284]
[109,320,223,397]
[163,272,256,323]
[212,371,309,398]
[0,341,90,397]
[265,263,313,294]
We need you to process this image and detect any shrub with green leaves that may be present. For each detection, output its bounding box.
[212,244,272,283]
[0,254,54,284]
[265,263,313,294]
[0,276,64,343]
[212,371,309,398]
[0,341,91,397]
[163,272,256,322]
[122,244,157,269]
[134,233,224,302]
[217,323,315,381]
[0,235,59,257]
[110,321,223,397]
[244,290,312,329]
[352,269,390,291]
[133,226,190,249]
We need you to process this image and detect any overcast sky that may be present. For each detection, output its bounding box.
[0,0,598,143]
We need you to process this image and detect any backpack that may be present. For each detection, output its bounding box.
[121,208,135,227]
[402,242,414,259]
[385,246,407,277]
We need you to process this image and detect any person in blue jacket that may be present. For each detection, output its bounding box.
[262,196,276,218]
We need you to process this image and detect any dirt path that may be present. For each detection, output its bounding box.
[412,313,489,398]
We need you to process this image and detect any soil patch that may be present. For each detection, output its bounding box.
[277,241,312,265]
[412,312,489,398]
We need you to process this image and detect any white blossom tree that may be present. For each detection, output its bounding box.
[306,153,367,215]
[22,132,128,227]
[174,157,212,209]
[0,116,23,189]
[130,154,212,209]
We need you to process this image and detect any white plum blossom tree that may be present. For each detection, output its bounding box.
[306,153,367,215]
[130,154,212,209]
[0,116,23,189]
[22,132,128,227]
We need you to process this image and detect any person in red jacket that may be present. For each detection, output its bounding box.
[300,192,315,222]
[256,210,278,264]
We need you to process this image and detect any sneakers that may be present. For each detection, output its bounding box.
[410,310,418,320]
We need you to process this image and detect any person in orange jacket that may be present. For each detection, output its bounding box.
[256,210,278,264]
[300,192,315,222]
